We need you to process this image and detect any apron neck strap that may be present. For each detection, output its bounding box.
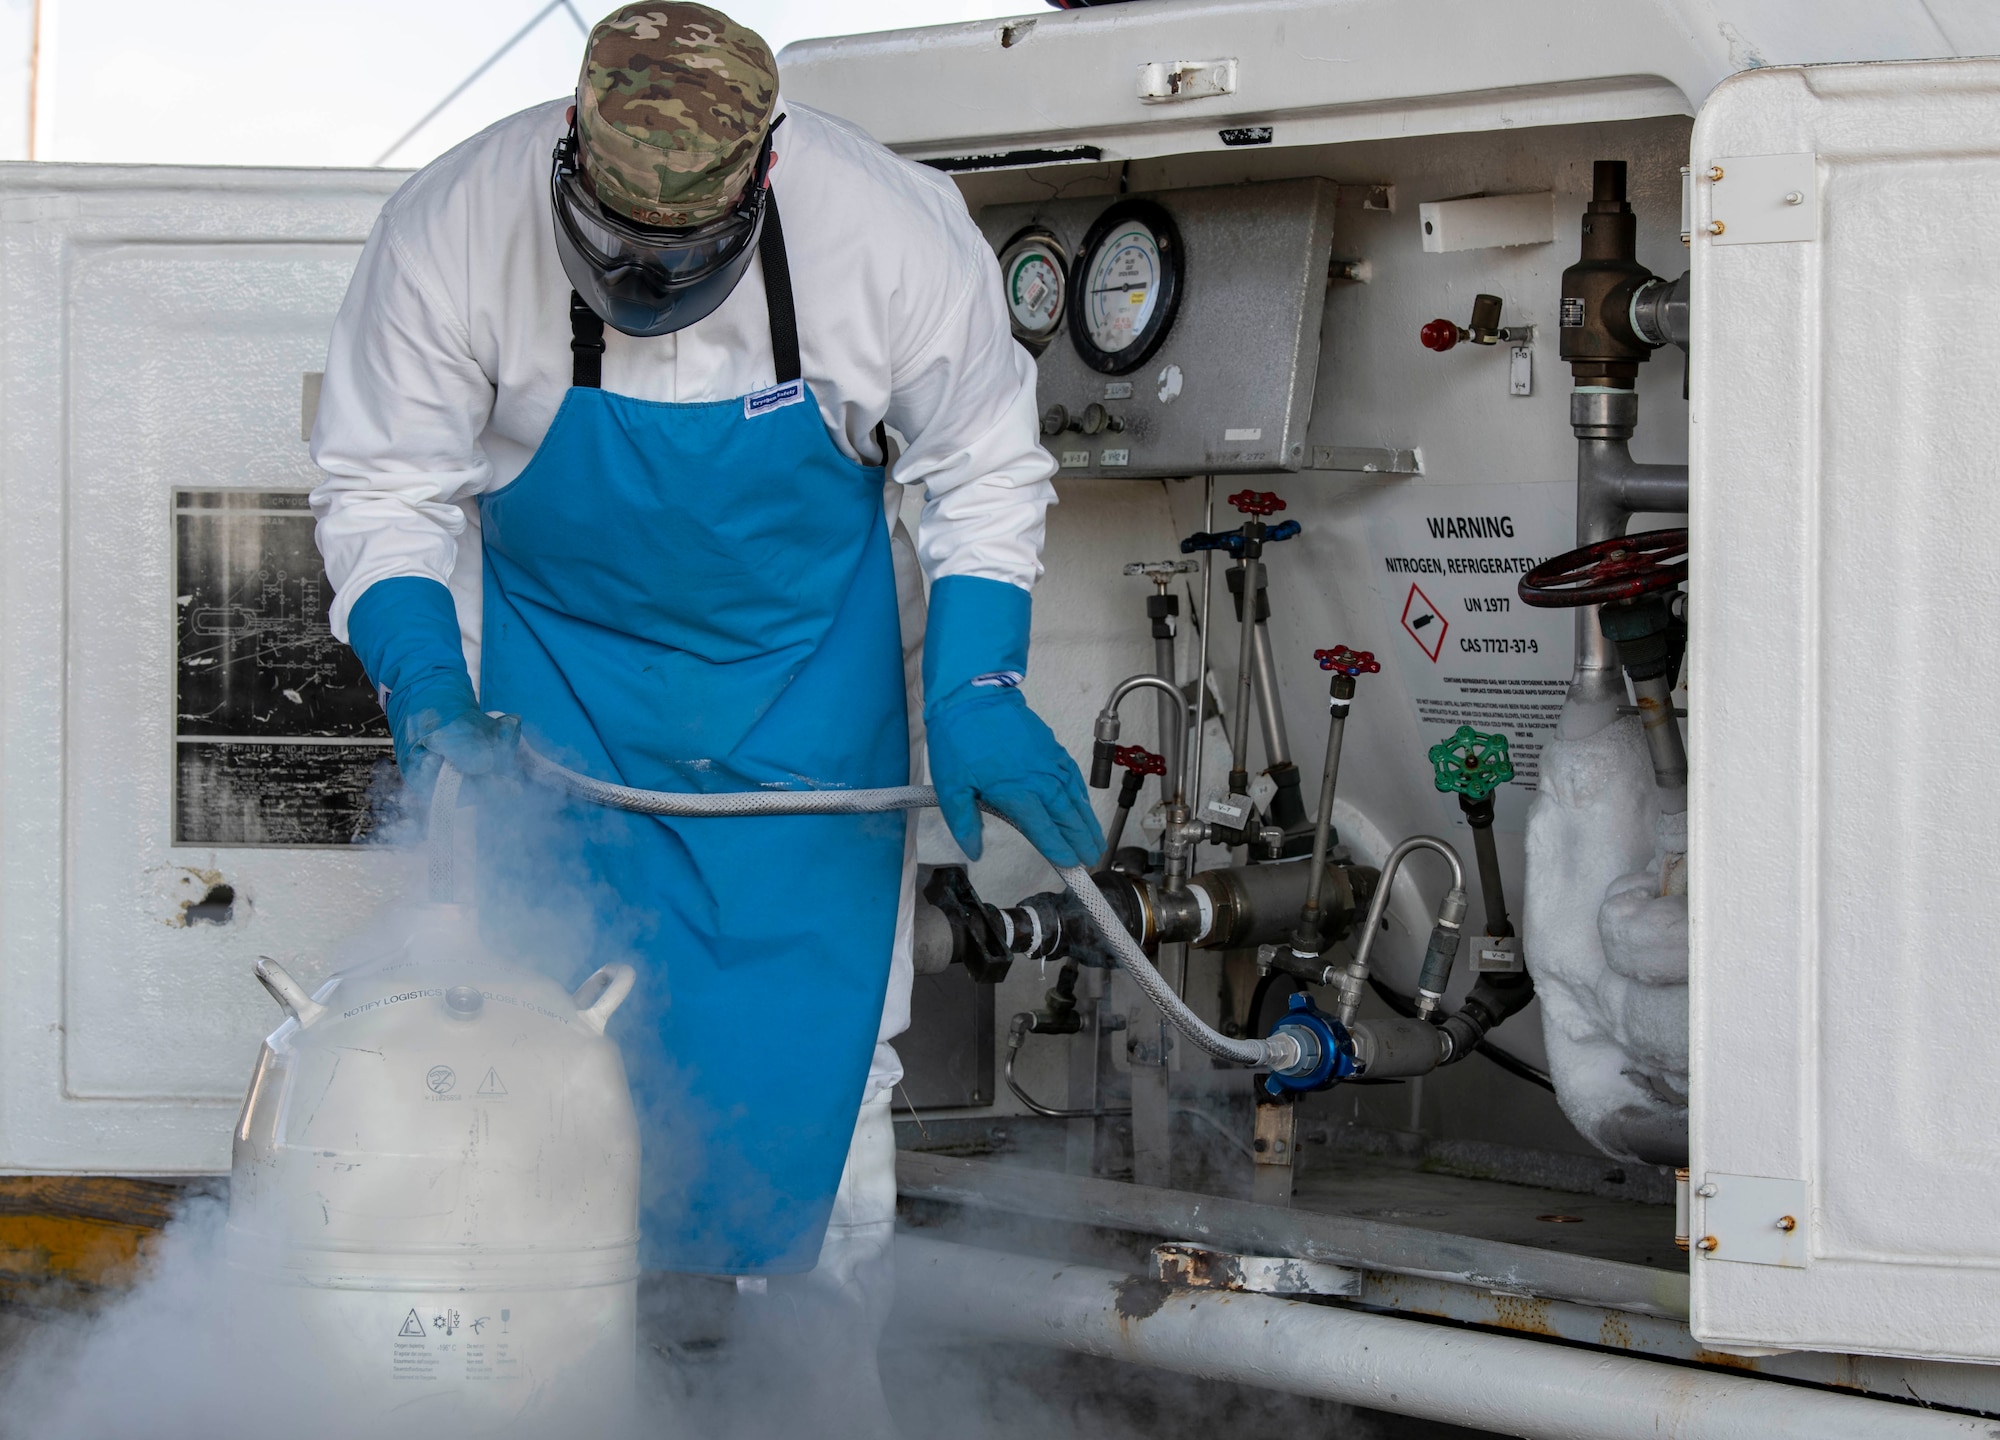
[567,191,802,392]
[759,191,802,386]
[569,292,606,388]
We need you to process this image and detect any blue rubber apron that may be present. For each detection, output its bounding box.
[476,196,909,1274]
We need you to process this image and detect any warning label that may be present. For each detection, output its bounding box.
[391,1301,523,1384]
[1400,583,1447,661]
[1369,483,1575,829]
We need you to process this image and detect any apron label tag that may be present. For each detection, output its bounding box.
[744,380,806,419]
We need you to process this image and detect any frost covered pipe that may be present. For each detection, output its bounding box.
[476,749,1301,1074]
[895,1237,1992,1440]
[1330,835,1465,1026]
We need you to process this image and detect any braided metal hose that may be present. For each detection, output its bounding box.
[432,749,1298,1073]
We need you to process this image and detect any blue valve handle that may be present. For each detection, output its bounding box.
[1179,519,1303,557]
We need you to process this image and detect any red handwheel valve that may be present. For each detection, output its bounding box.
[1113,745,1167,777]
[1227,489,1287,517]
[1315,646,1380,678]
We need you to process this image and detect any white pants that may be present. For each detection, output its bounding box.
[735,1089,900,1438]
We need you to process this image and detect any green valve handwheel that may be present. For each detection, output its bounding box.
[1429,725,1515,802]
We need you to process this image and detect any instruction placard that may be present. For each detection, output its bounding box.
[173,490,392,846]
[1368,483,1575,829]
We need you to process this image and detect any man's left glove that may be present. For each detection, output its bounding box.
[923,575,1103,870]
[346,576,520,804]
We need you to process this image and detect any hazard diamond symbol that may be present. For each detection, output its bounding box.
[1401,582,1448,662]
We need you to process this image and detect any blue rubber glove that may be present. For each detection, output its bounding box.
[923,575,1103,869]
[346,576,520,800]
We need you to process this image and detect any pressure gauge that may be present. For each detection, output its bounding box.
[1070,198,1184,375]
[997,228,1068,352]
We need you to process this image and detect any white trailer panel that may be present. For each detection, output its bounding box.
[1690,56,2000,1360]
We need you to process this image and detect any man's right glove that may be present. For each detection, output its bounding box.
[346,576,519,804]
[922,575,1102,870]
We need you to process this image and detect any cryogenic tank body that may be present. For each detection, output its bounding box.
[227,905,640,1432]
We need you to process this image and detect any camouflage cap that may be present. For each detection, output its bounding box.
[577,4,778,228]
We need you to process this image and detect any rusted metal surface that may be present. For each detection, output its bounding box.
[0,1175,194,1303]
[1152,1243,1358,1297]
[898,1149,1691,1318]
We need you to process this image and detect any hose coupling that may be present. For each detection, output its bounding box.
[1414,887,1469,1018]
[1089,709,1122,789]
[1263,992,1356,1095]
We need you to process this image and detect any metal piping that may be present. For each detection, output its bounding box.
[899,1149,1683,1318]
[1330,835,1465,1025]
[1248,613,1290,767]
[1093,675,1192,801]
[1006,1014,1130,1120]
[896,1237,1994,1440]
[1290,669,1358,954]
[1153,622,1180,807]
[1566,389,1689,736]
[1229,552,1260,787]
[1188,477,1215,818]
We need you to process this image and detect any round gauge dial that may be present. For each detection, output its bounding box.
[997,228,1068,350]
[1069,199,1183,375]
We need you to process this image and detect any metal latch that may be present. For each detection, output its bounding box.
[1136,59,1237,103]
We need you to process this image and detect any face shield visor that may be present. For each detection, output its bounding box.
[550,121,775,338]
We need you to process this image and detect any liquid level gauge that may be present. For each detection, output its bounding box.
[997,228,1068,353]
[1070,198,1184,375]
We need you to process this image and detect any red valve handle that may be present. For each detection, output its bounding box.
[1315,645,1380,676]
[1113,745,1167,777]
[1420,318,1462,353]
[1518,528,1688,608]
[1227,489,1287,517]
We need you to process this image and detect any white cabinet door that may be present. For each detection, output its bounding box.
[1690,57,2000,1360]
[0,165,404,1173]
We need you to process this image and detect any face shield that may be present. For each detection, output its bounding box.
[550,121,775,338]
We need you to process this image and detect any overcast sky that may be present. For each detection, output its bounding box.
[12,0,1033,167]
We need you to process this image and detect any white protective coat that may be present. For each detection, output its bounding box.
[307,96,1060,1101]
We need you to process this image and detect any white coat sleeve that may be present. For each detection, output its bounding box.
[885,215,1057,594]
[309,203,496,642]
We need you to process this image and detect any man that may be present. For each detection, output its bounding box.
[310,0,1099,1420]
